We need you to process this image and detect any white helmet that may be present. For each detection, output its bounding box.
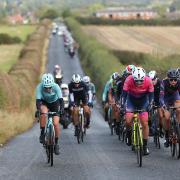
[132,67,146,84]
[60,83,68,90]
[148,70,157,80]
[126,65,136,74]
[72,74,81,83]
[111,72,120,81]
[54,64,60,69]
[82,76,90,84]
[42,73,54,88]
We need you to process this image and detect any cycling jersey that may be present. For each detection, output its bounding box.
[87,82,96,95]
[122,75,154,111]
[36,82,62,103]
[102,80,112,102]
[69,81,91,105]
[154,79,161,106]
[160,78,180,106]
[109,78,123,102]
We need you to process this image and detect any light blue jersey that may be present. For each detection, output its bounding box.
[102,79,112,102]
[36,82,62,103]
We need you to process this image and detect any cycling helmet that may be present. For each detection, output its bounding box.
[167,69,179,79]
[42,73,54,88]
[61,83,68,90]
[126,65,136,75]
[148,70,157,80]
[82,76,90,84]
[111,72,120,81]
[54,64,60,69]
[176,68,180,78]
[72,74,81,83]
[132,67,146,84]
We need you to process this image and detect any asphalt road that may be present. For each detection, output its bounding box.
[0,32,180,180]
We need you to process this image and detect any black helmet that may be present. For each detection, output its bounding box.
[167,69,179,79]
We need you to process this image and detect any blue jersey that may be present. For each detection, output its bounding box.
[102,79,112,102]
[36,82,62,103]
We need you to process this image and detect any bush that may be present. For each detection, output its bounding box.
[111,50,180,78]
[0,33,21,44]
[76,16,180,26]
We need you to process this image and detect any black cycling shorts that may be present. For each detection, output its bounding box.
[42,100,60,115]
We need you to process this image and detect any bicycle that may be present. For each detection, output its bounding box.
[169,106,180,159]
[149,105,161,149]
[131,109,144,167]
[42,112,57,166]
[76,103,87,144]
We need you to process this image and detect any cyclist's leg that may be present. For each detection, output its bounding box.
[39,104,48,143]
[163,108,171,147]
[104,102,109,121]
[73,106,80,136]
[83,105,91,128]
[140,112,149,155]
[174,100,180,124]
[158,108,164,137]
[125,97,134,146]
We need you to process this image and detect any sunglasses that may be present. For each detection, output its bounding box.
[169,78,177,82]
[152,77,157,81]
[135,80,144,83]
[44,87,52,90]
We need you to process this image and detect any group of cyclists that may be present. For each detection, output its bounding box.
[102,65,180,155]
[35,65,96,155]
[35,62,180,157]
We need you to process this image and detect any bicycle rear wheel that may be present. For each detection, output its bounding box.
[136,125,142,167]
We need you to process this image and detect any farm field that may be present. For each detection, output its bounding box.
[83,25,180,55]
[0,25,36,72]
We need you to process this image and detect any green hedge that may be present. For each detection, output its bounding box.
[112,50,180,78]
[0,33,21,44]
[65,17,125,97]
[76,16,180,26]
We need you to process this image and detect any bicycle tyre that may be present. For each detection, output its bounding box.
[80,115,84,143]
[77,124,81,144]
[49,124,54,166]
[136,124,142,167]
[108,107,113,135]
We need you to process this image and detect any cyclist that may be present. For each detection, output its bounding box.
[36,73,64,155]
[159,69,180,147]
[69,74,93,136]
[53,64,63,86]
[121,67,154,155]
[125,64,136,76]
[108,72,123,134]
[102,77,112,121]
[82,75,96,103]
[148,70,164,137]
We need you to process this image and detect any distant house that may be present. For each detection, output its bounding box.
[166,11,180,20]
[8,14,24,24]
[95,8,157,20]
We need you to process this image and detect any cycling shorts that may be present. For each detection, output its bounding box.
[164,92,180,106]
[42,99,60,115]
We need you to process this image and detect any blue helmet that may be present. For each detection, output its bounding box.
[42,73,54,88]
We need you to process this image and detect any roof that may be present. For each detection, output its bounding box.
[96,8,156,14]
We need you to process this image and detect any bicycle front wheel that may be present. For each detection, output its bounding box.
[136,125,143,167]
[49,124,54,166]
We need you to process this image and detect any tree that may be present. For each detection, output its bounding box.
[40,8,59,20]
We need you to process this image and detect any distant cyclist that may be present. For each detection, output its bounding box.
[102,77,112,121]
[148,70,163,137]
[69,74,93,136]
[121,67,154,155]
[108,72,123,134]
[82,75,96,104]
[36,73,64,155]
[159,69,180,147]
[53,64,63,86]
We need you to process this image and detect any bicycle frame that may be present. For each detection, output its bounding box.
[132,113,143,148]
